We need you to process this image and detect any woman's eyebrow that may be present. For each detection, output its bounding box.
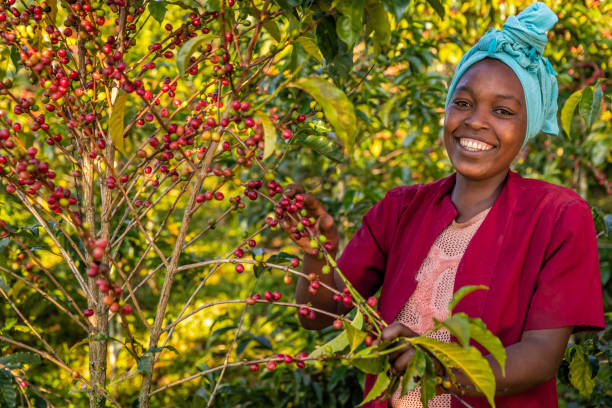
[495,94,523,106]
[455,85,522,106]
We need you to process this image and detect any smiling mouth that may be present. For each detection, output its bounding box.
[457,137,495,152]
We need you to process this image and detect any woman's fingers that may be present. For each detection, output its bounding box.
[283,184,305,198]
[378,322,419,376]
[381,322,418,342]
[391,347,417,376]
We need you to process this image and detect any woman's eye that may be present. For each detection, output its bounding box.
[453,100,470,108]
[494,108,513,116]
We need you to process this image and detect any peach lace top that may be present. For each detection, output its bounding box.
[391,207,491,408]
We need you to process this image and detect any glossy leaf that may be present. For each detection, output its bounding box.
[380,95,400,128]
[411,337,496,407]
[579,86,593,129]
[560,89,582,138]
[309,331,349,358]
[352,355,387,374]
[448,284,488,311]
[255,111,277,160]
[336,0,365,46]
[439,314,471,349]
[288,77,357,150]
[177,34,217,77]
[263,20,282,42]
[294,134,344,162]
[109,92,129,155]
[365,0,391,51]
[400,349,426,396]
[381,0,412,21]
[420,356,438,407]
[589,85,603,129]
[468,317,506,376]
[148,0,167,24]
[296,36,324,63]
[426,0,445,18]
[358,369,391,406]
[345,321,367,352]
[569,347,596,398]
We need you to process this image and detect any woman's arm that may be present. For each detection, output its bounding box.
[281,184,347,330]
[450,326,573,397]
[382,323,573,397]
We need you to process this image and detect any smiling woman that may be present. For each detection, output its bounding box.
[283,2,605,408]
[444,59,527,187]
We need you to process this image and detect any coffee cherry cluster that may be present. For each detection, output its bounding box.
[332,287,354,308]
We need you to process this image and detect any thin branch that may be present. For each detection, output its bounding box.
[0,336,123,408]
[206,303,249,407]
[0,265,88,332]
[13,191,94,301]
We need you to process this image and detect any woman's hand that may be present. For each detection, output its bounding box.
[280,184,339,257]
[379,322,420,376]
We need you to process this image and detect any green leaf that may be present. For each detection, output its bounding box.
[296,36,324,63]
[294,134,344,162]
[0,369,17,408]
[411,337,496,407]
[579,86,594,129]
[109,92,129,155]
[426,0,445,18]
[448,285,488,311]
[365,0,391,51]
[263,19,282,42]
[288,77,357,150]
[309,331,349,358]
[309,311,363,358]
[352,355,387,374]
[589,85,603,128]
[381,0,411,21]
[358,370,390,406]
[439,314,471,349]
[400,349,426,395]
[569,347,596,398]
[177,34,217,77]
[138,354,153,379]
[345,322,367,352]
[352,309,365,330]
[255,111,277,160]
[0,352,41,367]
[47,0,58,24]
[265,251,296,264]
[420,356,438,407]
[148,0,167,23]
[336,0,365,46]
[468,318,506,376]
[561,89,583,138]
[380,95,400,128]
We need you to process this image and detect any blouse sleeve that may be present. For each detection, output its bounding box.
[524,199,605,332]
[336,187,407,298]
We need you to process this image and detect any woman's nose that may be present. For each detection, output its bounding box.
[464,106,489,130]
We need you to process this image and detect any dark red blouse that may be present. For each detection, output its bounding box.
[337,170,605,408]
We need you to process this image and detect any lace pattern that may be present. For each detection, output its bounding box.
[390,208,490,408]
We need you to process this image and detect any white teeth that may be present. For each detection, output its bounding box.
[458,138,493,152]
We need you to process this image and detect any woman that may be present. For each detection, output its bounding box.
[281,3,604,407]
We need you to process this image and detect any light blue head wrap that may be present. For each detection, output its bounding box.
[445,2,559,144]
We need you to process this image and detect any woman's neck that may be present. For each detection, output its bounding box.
[451,170,509,223]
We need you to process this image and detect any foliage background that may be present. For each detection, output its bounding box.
[0,0,610,407]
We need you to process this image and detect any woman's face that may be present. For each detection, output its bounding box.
[443,58,527,182]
